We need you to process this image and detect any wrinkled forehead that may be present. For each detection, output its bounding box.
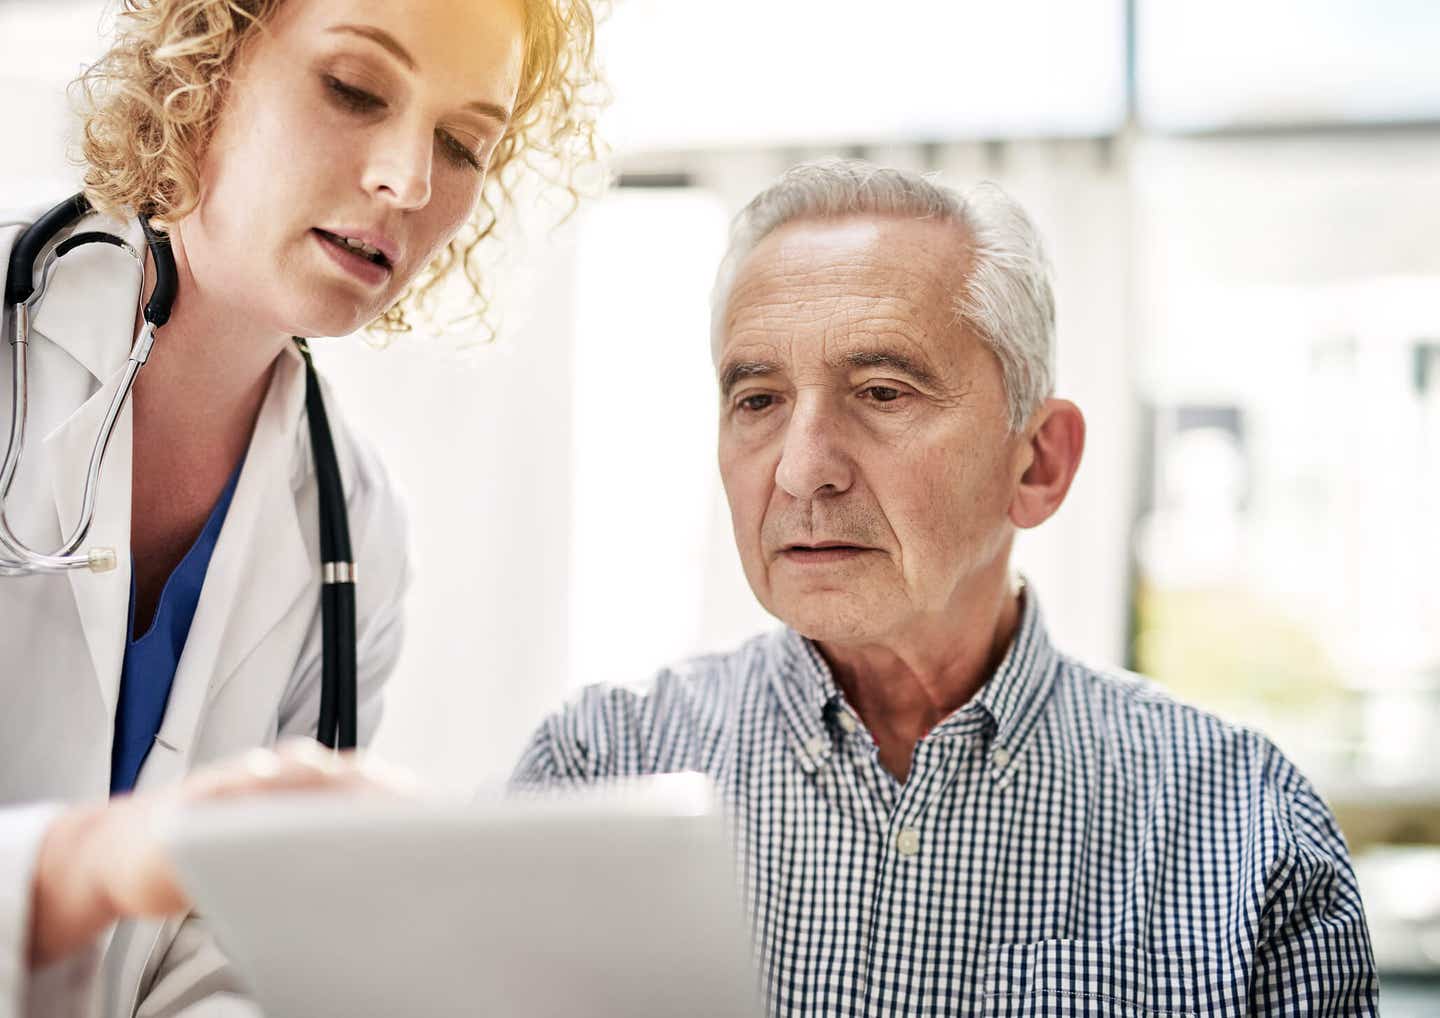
[718,215,974,375]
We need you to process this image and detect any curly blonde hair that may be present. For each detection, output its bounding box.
[75,0,604,336]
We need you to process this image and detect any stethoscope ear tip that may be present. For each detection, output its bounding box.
[87,547,118,573]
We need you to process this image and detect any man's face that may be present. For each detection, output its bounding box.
[716,216,1026,645]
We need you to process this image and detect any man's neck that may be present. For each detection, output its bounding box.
[819,575,1023,784]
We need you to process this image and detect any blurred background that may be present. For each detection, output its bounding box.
[3,0,1438,1007]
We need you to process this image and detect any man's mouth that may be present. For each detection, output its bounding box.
[778,542,873,564]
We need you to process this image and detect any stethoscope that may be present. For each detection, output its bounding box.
[3,193,358,749]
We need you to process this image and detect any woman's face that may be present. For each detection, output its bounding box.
[177,0,525,338]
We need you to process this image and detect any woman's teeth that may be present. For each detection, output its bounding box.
[320,230,386,265]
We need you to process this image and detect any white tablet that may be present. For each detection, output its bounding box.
[163,774,763,1018]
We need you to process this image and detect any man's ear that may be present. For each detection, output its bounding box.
[1009,398,1085,529]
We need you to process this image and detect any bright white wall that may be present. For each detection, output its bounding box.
[312,209,584,789]
[1138,0,1440,130]
[0,1,106,199]
[599,0,1127,151]
[566,189,773,690]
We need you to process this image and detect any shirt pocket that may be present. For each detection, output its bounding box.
[982,940,1198,1018]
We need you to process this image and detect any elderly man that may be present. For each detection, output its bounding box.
[512,160,1376,1016]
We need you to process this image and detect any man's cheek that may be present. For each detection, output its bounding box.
[731,483,766,557]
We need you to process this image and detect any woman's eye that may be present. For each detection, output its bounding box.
[326,76,384,113]
[862,385,902,403]
[438,131,484,171]
[737,393,775,413]
[325,73,483,172]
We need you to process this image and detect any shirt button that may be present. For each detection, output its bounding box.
[992,747,1011,768]
[895,828,921,857]
[837,713,858,734]
[804,735,828,759]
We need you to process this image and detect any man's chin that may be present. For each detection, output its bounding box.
[768,592,896,644]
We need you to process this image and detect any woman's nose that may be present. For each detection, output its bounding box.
[361,121,433,210]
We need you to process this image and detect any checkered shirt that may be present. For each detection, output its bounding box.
[511,591,1378,1016]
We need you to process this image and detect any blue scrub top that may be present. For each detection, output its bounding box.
[111,458,245,795]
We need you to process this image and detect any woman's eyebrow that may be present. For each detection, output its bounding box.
[462,99,512,127]
[327,23,512,127]
[330,24,416,70]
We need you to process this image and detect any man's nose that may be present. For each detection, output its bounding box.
[361,119,434,211]
[774,396,854,500]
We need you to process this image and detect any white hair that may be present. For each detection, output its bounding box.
[710,159,1056,432]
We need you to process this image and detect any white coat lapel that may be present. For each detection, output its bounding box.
[34,214,146,721]
[119,351,309,1018]
[42,374,134,725]
[139,347,311,790]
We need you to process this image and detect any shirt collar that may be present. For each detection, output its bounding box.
[769,584,1061,772]
[965,586,1061,755]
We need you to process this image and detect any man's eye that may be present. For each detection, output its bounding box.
[738,394,775,413]
[862,385,902,403]
[327,76,384,112]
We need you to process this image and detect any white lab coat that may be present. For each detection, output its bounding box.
[0,203,409,1017]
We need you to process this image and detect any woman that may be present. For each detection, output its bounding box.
[0,0,598,1012]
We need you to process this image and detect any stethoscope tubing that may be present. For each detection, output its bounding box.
[1,198,153,574]
[2,193,358,749]
[298,338,359,750]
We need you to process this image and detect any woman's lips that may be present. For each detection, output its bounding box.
[312,229,392,287]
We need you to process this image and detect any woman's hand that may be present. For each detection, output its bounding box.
[27,740,407,968]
